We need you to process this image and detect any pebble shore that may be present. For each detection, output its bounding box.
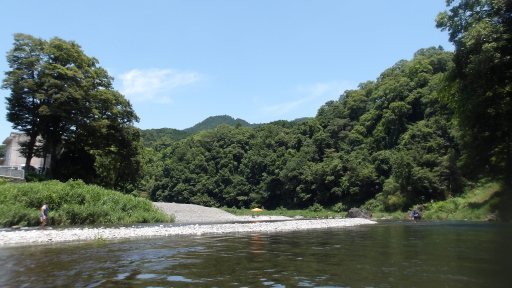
[0,218,375,246]
[0,203,376,246]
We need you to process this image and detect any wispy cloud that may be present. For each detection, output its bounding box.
[260,81,354,116]
[261,98,308,114]
[118,68,201,103]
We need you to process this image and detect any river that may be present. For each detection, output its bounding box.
[0,220,510,287]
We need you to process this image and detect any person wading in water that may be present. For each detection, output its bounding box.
[40,202,50,230]
[412,210,420,223]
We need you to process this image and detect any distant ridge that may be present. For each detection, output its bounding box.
[140,115,311,147]
[140,128,192,147]
[183,115,259,133]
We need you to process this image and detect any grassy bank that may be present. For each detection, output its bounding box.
[222,206,404,220]
[0,179,173,228]
[222,206,346,219]
[223,181,510,222]
[422,181,510,221]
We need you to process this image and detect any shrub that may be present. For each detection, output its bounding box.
[0,179,173,227]
[333,202,347,213]
[309,203,324,212]
[361,198,384,212]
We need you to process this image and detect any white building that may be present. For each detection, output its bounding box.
[2,132,50,171]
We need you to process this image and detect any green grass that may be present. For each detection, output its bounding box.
[221,206,347,219]
[422,181,508,221]
[0,179,173,228]
[369,211,408,220]
[4,178,504,228]
[221,207,411,220]
[222,181,511,222]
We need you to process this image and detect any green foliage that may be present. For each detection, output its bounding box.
[1,33,141,191]
[332,203,347,213]
[0,180,172,227]
[309,203,324,213]
[91,126,146,192]
[436,0,512,184]
[221,206,343,219]
[360,197,385,213]
[140,128,192,150]
[139,117,306,152]
[1,3,506,222]
[422,180,507,220]
[0,144,5,159]
[290,117,311,124]
[183,115,259,133]
[148,47,465,213]
[24,170,53,182]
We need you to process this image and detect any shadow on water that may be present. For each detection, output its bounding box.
[1,220,511,287]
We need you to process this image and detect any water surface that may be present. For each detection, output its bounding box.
[0,221,510,287]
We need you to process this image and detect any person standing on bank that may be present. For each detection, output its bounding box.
[40,202,50,230]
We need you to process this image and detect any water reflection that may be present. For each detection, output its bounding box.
[0,221,511,287]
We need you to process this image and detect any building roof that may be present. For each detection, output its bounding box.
[2,132,25,145]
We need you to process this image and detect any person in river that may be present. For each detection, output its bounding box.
[412,210,420,223]
[40,202,50,230]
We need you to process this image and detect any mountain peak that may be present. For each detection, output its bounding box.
[183,115,256,133]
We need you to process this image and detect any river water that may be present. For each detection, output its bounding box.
[0,220,510,288]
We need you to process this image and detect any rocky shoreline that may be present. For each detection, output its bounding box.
[0,218,376,246]
[0,203,376,246]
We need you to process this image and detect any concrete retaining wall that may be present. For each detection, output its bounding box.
[0,167,25,179]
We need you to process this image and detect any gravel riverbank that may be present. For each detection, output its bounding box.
[152,202,292,223]
[0,203,376,246]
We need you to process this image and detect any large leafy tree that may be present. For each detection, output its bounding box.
[2,34,46,168]
[2,33,141,189]
[436,0,512,183]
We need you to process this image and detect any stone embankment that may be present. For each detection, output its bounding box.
[0,203,376,246]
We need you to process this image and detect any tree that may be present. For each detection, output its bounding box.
[436,0,512,183]
[38,36,118,173]
[92,126,146,192]
[0,144,6,159]
[147,47,458,211]
[2,34,46,169]
[2,34,140,189]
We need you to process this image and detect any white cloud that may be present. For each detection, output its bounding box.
[260,81,354,117]
[261,98,308,114]
[118,68,201,103]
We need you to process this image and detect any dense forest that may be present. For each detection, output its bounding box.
[184,115,258,133]
[139,115,310,149]
[146,46,460,211]
[3,1,511,217]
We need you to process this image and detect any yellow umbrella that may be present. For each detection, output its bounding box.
[251,208,263,212]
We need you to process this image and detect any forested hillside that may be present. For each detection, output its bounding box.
[148,47,462,211]
[140,115,311,151]
[183,115,258,133]
[3,1,510,219]
[140,128,193,151]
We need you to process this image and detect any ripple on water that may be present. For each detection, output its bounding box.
[0,221,510,288]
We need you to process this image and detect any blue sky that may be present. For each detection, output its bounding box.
[1,0,453,133]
